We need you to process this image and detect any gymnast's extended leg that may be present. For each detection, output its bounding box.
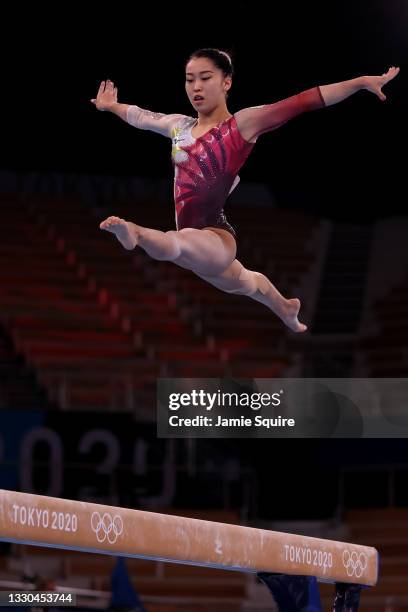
[99,216,236,275]
[100,217,305,332]
[196,259,307,333]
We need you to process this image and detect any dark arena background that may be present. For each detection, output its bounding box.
[0,1,407,610]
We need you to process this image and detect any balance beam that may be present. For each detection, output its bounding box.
[0,490,378,586]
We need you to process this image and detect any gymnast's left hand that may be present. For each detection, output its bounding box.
[363,66,400,101]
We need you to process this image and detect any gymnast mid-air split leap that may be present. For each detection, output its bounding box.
[91,49,399,333]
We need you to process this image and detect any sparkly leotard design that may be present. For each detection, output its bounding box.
[170,115,252,235]
[127,87,325,237]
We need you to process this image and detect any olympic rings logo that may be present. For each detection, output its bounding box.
[342,549,368,578]
[91,511,124,544]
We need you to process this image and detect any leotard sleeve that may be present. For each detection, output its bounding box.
[126,106,186,138]
[235,86,325,143]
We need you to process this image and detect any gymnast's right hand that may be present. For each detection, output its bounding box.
[90,80,118,111]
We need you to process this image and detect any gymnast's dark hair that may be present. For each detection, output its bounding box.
[186,48,234,77]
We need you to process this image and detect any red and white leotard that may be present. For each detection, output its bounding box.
[127,87,325,237]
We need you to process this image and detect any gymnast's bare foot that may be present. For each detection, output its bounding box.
[282,298,307,333]
[100,216,138,250]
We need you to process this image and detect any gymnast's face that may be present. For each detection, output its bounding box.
[185,57,232,113]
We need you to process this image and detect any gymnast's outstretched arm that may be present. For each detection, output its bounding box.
[91,79,183,137]
[320,66,399,105]
[235,66,400,143]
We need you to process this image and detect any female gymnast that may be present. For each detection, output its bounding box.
[91,49,399,332]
